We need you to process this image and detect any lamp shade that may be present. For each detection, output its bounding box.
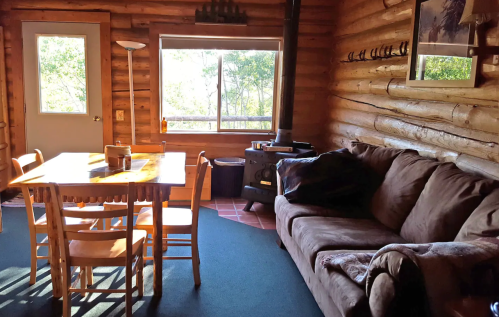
[116,41,146,50]
[459,0,499,24]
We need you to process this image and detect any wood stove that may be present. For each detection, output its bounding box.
[241,0,315,211]
[241,145,316,211]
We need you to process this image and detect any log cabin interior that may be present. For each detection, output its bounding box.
[0,0,497,316]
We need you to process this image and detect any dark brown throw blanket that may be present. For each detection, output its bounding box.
[322,239,499,317]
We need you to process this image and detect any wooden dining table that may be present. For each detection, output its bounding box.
[9,152,186,298]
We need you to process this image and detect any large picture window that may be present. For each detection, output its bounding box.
[161,37,280,132]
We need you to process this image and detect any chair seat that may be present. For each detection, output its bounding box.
[35,211,98,231]
[69,230,147,265]
[135,207,192,232]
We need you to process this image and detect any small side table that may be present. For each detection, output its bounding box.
[446,297,492,317]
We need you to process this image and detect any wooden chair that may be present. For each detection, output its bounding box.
[103,141,168,229]
[12,150,99,285]
[50,182,145,317]
[135,151,209,286]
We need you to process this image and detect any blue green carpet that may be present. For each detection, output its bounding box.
[0,206,323,317]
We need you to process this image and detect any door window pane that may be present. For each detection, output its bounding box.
[37,35,87,114]
[221,50,275,130]
[162,50,218,131]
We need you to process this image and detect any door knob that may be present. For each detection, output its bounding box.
[93,116,102,121]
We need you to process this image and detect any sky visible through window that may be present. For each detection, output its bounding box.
[38,35,87,114]
[162,49,276,131]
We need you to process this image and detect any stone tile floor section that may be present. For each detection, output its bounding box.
[201,198,276,229]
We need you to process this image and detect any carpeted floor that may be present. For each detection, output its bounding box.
[0,206,323,317]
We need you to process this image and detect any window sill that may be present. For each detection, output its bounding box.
[160,131,276,136]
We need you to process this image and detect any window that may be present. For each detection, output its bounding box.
[37,35,88,114]
[161,37,280,132]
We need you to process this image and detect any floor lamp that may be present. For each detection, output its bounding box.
[116,41,146,145]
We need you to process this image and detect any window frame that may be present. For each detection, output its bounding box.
[35,33,89,116]
[160,42,280,134]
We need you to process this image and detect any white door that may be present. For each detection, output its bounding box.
[22,22,103,161]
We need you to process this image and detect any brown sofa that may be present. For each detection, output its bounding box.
[275,142,499,317]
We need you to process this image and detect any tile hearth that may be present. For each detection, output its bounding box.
[201,198,276,230]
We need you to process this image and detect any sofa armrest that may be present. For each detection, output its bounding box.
[277,169,283,196]
[367,251,427,317]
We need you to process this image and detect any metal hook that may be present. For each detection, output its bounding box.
[370,48,378,60]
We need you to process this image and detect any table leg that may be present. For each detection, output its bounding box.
[44,190,62,298]
[152,187,163,296]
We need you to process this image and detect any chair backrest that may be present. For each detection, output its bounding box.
[50,183,136,265]
[12,149,44,177]
[12,150,45,229]
[116,141,166,153]
[191,151,209,233]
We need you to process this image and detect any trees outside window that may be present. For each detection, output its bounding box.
[161,48,277,132]
[38,35,87,114]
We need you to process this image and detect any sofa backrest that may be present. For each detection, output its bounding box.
[349,142,499,243]
[399,163,497,243]
[370,152,440,232]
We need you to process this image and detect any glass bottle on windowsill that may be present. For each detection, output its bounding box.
[161,117,167,133]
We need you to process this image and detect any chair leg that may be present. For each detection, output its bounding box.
[162,233,168,252]
[137,255,144,298]
[29,236,38,285]
[86,267,93,286]
[191,238,201,286]
[125,261,133,316]
[62,265,71,317]
[47,244,51,264]
[0,203,3,233]
[80,267,86,297]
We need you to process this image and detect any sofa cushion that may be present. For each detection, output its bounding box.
[455,189,499,241]
[350,142,406,178]
[315,250,375,317]
[400,163,497,243]
[292,216,407,269]
[371,153,440,232]
[275,195,367,236]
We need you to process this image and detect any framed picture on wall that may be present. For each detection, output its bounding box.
[407,0,478,88]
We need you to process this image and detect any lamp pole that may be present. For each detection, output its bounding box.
[116,41,146,145]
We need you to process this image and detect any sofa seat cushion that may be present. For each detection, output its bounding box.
[400,163,498,243]
[275,195,365,236]
[315,250,376,317]
[371,152,440,232]
[292,216,407,269]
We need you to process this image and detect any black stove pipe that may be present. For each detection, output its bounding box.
[274,0,301,146]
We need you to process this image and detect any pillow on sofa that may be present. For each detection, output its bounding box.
[400,163,498,243]
[455,189,499,241]
[277,149,369,208]
[371,153,440,232]
[350,142,407,179]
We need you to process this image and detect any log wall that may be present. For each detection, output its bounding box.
[0,0,334,160]
[328,0,499,175]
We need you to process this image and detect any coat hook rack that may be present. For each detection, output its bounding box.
[341,41,409,63]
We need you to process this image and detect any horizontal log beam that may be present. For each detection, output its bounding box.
[329,78,499,106]
[329,123,460,162]
[331,57,408,80]
[330,110,499,162]
[333,0,412,37]
[329,93,499,135]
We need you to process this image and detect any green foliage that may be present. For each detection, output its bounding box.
[162,49,276,131]
[38,36,87,113]
[421,56,472,80]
